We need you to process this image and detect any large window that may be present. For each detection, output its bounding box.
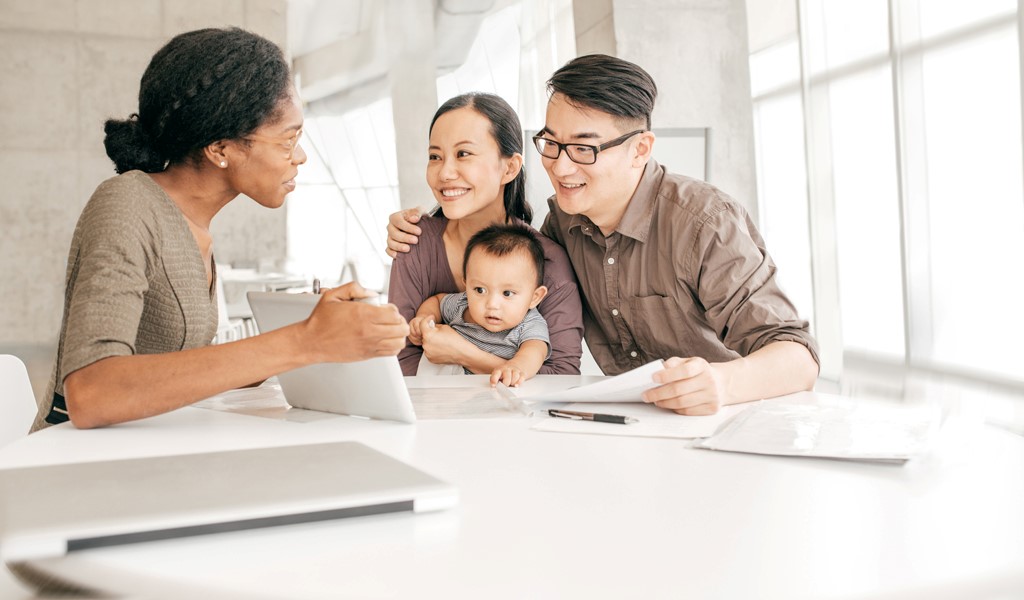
[287,4,526,292]
[750,0,1023,384]
[912,12,1023,378]
[828,66,905,359]
[288,98,399,292]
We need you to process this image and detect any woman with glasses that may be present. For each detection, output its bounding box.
[30,28,409,431]
[387,92,584,377]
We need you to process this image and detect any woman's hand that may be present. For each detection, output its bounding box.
[408,315,435,346]
[304,285,409,363]
[323,280,378,302]
[420,323,475,365]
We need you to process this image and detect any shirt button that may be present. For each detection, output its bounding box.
[611,309,619,316]
[607,257,615,265]
[630,351,638,358]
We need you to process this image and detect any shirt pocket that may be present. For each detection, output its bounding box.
[626,294,686,360]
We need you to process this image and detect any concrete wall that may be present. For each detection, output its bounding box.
[572,0,758,216]
[0,0,289,347]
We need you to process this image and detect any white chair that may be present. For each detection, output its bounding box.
[0,354,38,448]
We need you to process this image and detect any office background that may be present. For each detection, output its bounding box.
[1,0,1022,420]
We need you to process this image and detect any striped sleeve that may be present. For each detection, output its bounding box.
[516,309,551,359]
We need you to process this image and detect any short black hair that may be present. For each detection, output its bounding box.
[103,27,292,174]
[463,225,545,287]
[547,54,657,130]
[430,92,531,223]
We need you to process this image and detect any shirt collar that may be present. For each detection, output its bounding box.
[614,159,662,243]
[564,160,664,242]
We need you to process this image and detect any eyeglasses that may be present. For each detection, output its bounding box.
[532,129,645,165]
[246,128,303,159]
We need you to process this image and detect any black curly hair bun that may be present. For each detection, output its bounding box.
[101,28,291,176]
[103,114,165,174]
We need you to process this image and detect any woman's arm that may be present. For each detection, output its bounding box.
[418,324,506,374]
[535,236,584,374]
[64,285,409,428]
[388,235,434,375]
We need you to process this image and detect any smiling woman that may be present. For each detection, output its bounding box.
[29,27,409,432]
[387,92,584,378]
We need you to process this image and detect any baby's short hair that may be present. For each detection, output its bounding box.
[463,225,545,287]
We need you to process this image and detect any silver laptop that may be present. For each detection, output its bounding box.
[247,291,416,423]
[0,441,458,561]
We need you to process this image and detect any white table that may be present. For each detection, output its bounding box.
[1,377,1022,599]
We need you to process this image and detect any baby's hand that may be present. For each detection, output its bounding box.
[490,362,526,387]
[408,316,436,346]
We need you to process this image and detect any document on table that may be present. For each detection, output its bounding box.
[694,393,939,462]
[408,386,532,419]
[513,360,665,403]
[531,401,751,439]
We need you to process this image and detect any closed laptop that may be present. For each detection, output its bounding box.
[0,441,457,561]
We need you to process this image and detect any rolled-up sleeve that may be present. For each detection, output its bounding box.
[691,206,820,368]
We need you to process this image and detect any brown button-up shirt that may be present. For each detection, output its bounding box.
[541,160,819,376]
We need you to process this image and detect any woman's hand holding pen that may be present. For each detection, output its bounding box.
[319,281,376,302]
[302,283,409,363]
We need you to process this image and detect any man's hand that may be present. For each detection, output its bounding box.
[642,356,730,415]
[386,207,425,258]
[304,286,410,363]
[490,362,527,387]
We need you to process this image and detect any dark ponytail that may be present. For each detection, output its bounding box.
[103,114,166,174]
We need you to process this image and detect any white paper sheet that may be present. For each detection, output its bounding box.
[513,360,665,403]
[531,401,751,439]
[694,393,939,462]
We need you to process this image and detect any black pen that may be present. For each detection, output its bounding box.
[548,409,638,425]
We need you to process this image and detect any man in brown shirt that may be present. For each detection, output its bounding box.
[390,55,819,415]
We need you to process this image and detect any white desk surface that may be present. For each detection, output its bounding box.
[1,376,1022,599]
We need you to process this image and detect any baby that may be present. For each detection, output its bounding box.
[409,224,550,387]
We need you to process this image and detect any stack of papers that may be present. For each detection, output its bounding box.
[695,393,939,462]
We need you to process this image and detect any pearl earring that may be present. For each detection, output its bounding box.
[219,161,227,168]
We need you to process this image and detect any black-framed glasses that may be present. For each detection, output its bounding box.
[532,129,645,165]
